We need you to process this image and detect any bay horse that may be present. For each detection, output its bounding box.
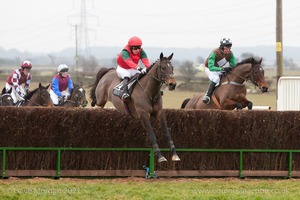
[20,83,54,107]
[89,52,181,163]
[0,87,13,106]
[61,82,88,107]
[181,57,269,110]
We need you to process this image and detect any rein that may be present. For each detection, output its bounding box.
[222,65,259,87]
[137,74,163,103]
[65,99,80,107]
[136,61,169,103]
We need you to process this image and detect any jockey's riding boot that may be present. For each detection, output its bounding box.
[121,77,130,101]
[202,81,217,104]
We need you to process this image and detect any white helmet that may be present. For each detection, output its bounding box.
[57,64,69,73]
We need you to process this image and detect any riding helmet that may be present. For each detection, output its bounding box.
[220,38,232,48]
[21,60,32,69]
[128,36,142,47]
[57,64,69,73]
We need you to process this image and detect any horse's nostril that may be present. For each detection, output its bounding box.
[262,87,268,93]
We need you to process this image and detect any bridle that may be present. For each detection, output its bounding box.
[65,87,87,107]
[137,59,174,102]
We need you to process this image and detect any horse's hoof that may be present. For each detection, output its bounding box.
[172,155,181,162]
[158,156,167,163]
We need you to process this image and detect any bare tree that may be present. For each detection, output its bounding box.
[178,60,199,82]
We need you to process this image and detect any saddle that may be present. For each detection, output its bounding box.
[113,74,143,99]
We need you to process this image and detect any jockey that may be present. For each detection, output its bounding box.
[202,38,237,104]
[116,36,151,101]
[50,64,74,106]
[5,60,32,104]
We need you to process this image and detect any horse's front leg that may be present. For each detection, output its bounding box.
[157,111,181,162]
[140,112,167,163]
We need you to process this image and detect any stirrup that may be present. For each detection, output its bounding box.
[122,93,130,101]
[202,96,211,104]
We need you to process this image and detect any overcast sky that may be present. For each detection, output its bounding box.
[0,0,299,53]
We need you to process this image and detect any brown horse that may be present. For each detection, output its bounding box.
[181,57,269,110]
[20,83,54,107]
[61,82,88,107]
[89,52,180,163]
[0,87,13,106]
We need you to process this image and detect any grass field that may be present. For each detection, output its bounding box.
[1,177,300,199]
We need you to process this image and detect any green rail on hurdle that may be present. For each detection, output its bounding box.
[1,147,299,179]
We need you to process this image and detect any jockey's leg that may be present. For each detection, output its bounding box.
[202,81,217,104]
[121,76,130,101]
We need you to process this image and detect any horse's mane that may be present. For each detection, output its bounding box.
[24,88,39,99]
[147,59,159,71]
[236,57,254,66]
[146,55,169,72]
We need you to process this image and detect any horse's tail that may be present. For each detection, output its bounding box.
[180,98,191,109]
[88,67,115,106]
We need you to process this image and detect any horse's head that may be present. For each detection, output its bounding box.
[25,83,54,106]
[0,87,14,106]
[69,82,88,107]
[157,52,177,91]
[249,58,269,93]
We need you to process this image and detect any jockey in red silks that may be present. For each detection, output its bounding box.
[6,60,32,104]
[116,36,151,101]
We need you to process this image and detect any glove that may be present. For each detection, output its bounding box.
[140,68,147,74]
[25,88,30,95]
[137,67,147,74]
[223,67,232,73]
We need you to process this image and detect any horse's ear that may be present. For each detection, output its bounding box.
[168,53,174,60]
[39,83,42,88]
[8,87,12,94]
[259,58,263,64]
[45,84,50,89]
[1,87,5,94]
[160,52,164,60]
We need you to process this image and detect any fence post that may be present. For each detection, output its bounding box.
[288,151,292,178]
[149,148,155,178]
[2,149,6,179]
[239,150,243,178]
[56,148,61,179]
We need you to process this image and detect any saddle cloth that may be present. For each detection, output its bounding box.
[113,78,137,98]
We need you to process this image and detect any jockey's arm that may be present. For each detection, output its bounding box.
[11,74,24,97]
[229,54,237,67]
[68,78,74,94]
[52,78,62,97]
[24,75,31,93]
[207,53,223,72]
[140,49,151,68]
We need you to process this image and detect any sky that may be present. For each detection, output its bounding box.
[0,0,299,53]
